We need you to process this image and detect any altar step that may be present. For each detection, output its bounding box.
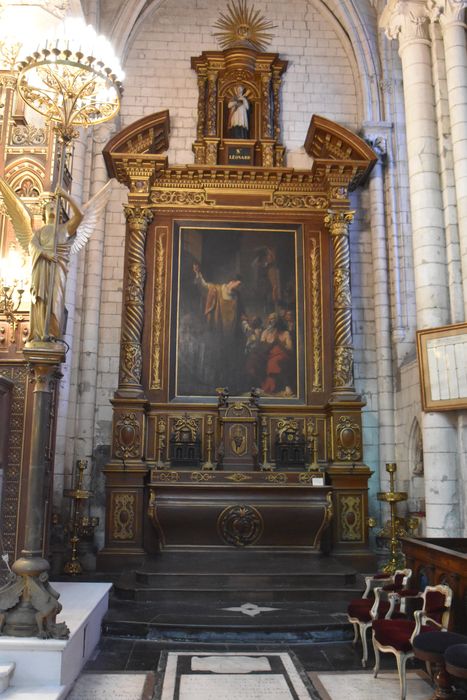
[112,551,361,604]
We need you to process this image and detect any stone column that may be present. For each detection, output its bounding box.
[117,206,153,397]
[381,0,460,535]
[365,132,396,491]
[325,210,356,399]
[436,0,467,317]
[74,123,116,463]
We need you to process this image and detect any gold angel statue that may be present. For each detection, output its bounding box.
[0,178,113,341]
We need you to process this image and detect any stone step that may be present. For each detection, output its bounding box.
[0,664,14,695]
[102,597,353,641]
[133,570,357,587]
[114,580,361,603]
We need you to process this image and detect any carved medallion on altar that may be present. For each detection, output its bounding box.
[98,1,377,569]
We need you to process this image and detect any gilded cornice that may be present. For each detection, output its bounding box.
[105,111,376,210]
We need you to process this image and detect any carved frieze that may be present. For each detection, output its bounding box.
[10,125,47,146]
[150,189,211,207]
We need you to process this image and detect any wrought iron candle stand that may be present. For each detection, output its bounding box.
[63,460,98,575]
[377,462,417,574]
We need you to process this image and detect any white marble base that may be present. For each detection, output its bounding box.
[161,652,313,700]
[311,671,432,700]
[180,674,293,699]
[68,672,150,699]
[0,582,111,697]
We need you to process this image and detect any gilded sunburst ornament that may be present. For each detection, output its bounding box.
[213,0,276,52]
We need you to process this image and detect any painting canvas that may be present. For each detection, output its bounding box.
[170,221,304,401]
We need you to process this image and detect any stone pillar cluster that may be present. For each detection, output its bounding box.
[380,0,466,535]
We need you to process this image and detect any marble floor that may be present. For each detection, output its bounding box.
[82,636,423,699]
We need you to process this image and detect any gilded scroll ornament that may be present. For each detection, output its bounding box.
[11,125,47,146]
[119,340,142,386]
[151,228,166,389]
[196,73,207,139]
[173,414,200,442]
[265,472,287,483]
[334,346,354,390]
[271,194,328,209]
[150,189,210,207]
[262,143,274,168]
[191,471,215,482]
[310,238,323,391]
[112,493,135,540]
[206,141,218,166]
[339,494,362,541]
[114,412,141,460]
[336,415,361,461]
[207,72,218,136]
[226,472,252,482]
[152,470,180,482]
[261,74,272,138]
[217,504,263,547]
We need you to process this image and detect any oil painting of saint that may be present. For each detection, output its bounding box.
[171,222,304,401]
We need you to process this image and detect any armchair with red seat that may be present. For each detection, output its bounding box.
[371,584,453,700]
[347,569,412,667]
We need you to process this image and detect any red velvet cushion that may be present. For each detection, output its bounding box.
[373,620,438,652]
[348,598,390,622]
[424,591,447,623]
[373,573,392,579]
[372,619,416,652]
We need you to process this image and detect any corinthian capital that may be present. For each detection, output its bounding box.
[380,0,432,44]
[431,0,467,26]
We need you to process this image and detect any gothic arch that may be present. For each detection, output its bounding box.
[4,159,45,199]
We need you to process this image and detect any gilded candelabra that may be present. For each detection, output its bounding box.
[0,244,27,332]
[63,460,98,575]
[377,463,413,574]
[202,415,215,470]
[260,416,273,471]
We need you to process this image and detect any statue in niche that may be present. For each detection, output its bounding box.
[0,177,113,341]
[228,85,249,138]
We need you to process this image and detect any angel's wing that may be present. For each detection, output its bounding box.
[70,180,114,254]
[0,177,34,254]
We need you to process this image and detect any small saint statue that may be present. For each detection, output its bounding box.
[228,85,249,139]
[0,177,113,342]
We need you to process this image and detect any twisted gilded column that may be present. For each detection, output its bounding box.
[207,71,218,137]
[117,206,153,397]
[325,210,356,398]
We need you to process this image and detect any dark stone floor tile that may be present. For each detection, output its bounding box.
[290,646,334,672]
